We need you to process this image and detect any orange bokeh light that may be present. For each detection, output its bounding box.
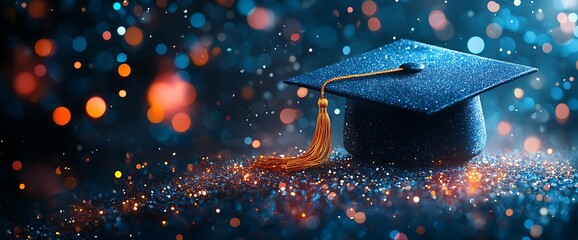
[34,38,54,57]
[147,105,165,123]
[53,106,71,126]
[147,73,196,114]
[247,7,272,30]
[229,217,241,227]
[251,140,261,148]
[74,61,82,69]
[297,87,308,98]
[14,72,37,96]
[555,103,570,122]
[497,121,511,135]
[361,1,377,16]
[191,47,209,66]
[171,112,191,132]
[28,0,47,18]
[217,0,235,7]
[290,33,300,42]
[102,31,112,40]
[118,63,131,77]
[12,160,22,171]
[34,64,47,77]
[524,137,541,153]
[86,96,107,118]
[280,108,298,124]
[124,26,143,46]
[241,86,254,100]
[368,17,381,31]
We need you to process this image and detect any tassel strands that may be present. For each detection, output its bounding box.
[253,67,405,171]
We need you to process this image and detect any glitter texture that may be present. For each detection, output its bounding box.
[344,96,486,165]
[284,39,537,114]
[4,150,577,239]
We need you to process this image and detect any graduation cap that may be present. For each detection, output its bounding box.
[253,39,537,170]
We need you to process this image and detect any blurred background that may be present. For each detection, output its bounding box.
[0,0,577,232]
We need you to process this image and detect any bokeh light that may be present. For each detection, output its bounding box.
[34,38,55,57]
[247,7,274,30]
[296,87,308,98]
[34,64,46,77]
[124,26,143,46]
[555,103,570,123]
[147,73,196,114]
[361,1,377,16]
[497,121,512,136]
[13,72,37,96]
[171,112,191,132]
[12,160,22,171]
[280,108,298,124]
[367,17,381,32]
[28,0,47,18]
[524,137,541,153]
[147,106,165,124]
[118,63,131,77]
[53,106,71,126]
[428,10,448,31]
[86,96,107,119]
[251,139,261,148]
[191,47,209,66]
[230,217,241,227]
[487,1,500,13]
[467,36,485,54]
[514,88,524,99]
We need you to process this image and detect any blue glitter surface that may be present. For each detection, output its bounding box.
[4,150,578,239]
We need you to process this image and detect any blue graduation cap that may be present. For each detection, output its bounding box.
[254,39,537,170]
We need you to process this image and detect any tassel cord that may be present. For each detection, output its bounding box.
[253,67,404,171]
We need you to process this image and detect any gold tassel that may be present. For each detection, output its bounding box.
[253,67,405,171]
[252,97,331,171]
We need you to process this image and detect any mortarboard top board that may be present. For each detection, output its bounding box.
[284,39,537,166]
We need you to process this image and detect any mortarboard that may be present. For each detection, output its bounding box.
[253,39,537,170]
